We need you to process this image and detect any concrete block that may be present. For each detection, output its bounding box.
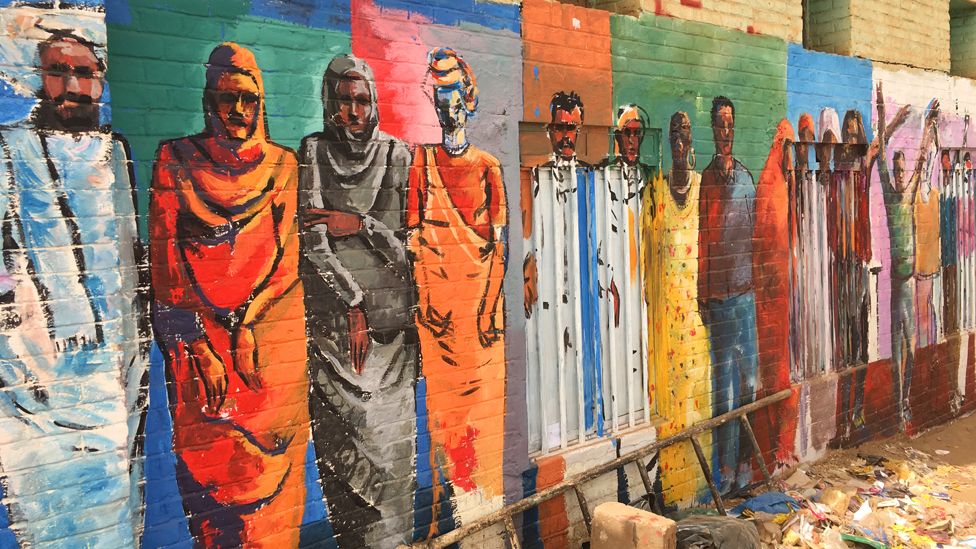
[590,502,677,549]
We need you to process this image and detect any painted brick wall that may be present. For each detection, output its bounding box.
[1,0,976,547]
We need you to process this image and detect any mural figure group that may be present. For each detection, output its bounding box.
[2,5,975,548]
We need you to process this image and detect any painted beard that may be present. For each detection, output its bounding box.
[37,92,99,131]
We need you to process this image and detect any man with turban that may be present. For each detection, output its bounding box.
[149,42,309,547]
[0,30,147,547]
[597,105,650,413]
[522,90,607,450]
[406,47,508,529]
[299,54,417,549]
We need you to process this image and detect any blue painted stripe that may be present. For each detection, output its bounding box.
[577,169,605,434]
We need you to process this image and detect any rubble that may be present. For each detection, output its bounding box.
[661,416,976,549]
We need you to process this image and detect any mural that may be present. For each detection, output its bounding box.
[407,46,509,533]
[0,6,147,547]
[149,42,310,546]
[2,0,976,547]
[300,54,418,549]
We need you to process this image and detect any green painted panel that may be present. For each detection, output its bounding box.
[611,13,788,176]
[107,1,350,232]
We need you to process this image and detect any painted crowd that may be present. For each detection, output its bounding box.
[1,1,975,548]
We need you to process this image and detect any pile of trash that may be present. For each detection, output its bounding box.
[720,447,976,548]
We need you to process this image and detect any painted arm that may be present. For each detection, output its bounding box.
[298,138,365,308]
[111,136,149,461]
[875,83,892,191]
[149,143,227,410]
[0,132,54,406]
[478,162,507,348]
[908,101,941,198]
[521,167,537,318]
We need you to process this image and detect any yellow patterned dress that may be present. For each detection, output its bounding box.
[643,170,712,508]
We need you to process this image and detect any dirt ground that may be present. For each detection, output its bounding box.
[813,410,976,505]
[710,411,976,547]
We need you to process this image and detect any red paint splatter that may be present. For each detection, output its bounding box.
[446,424,479,492]
[747,25,758,34]
[679,0,702,7]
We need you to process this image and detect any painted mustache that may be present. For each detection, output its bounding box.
[51,92,93,106]
[557,137,575,151]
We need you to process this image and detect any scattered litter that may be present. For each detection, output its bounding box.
[677,433,976,549]
[730,492,799,516]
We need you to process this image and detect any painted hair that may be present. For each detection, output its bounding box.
[427,47,478,113]
[550,91,584,124]
[710,96,734,125]
[842,109,867,145]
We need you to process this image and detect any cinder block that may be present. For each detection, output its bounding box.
[590,502,677,549]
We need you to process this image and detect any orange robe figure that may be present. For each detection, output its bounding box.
[752,119,800,467]
[408,143,507,519]
[149,43,308,547]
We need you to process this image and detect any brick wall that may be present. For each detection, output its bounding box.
[0,0,974,547]
[850,0,951,71]
[570,0,803,43]
[952,7,976,78]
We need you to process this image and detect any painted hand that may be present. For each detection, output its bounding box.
[304,208,363,237]
[478,302,501,348]
[523,253,538,318]
[233,325,261,390]
[348,306,369,374]
[610,278,621,327]
[189,338,228,412]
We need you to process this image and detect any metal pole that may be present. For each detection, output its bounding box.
[401,389,790,548]
[503,514,521,549]
[690,436,726,516]
[739,415,772,484]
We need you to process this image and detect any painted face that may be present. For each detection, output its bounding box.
[549,107,582,161]
[616,119,643,165]
[40,39,103,129]
[844,117,860,144]
[817,130,836,167]
[211,72,260,141]
[434,86,467,133]
[333,77,372,135]
[712,106,734,157]
[669,114,692,168]
[782,139,794,174]
[893,152,907,190]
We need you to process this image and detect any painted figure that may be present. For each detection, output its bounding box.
[698,96,758,493]
[752,119,798,466]
[407,47,508,526]
[875,82,940,427]
[645,111,712,507]
[914,112,943,348]
[831,109,873,438]
[149,43,309,546]
[523,91,605,448]
[299,54,418,549]
[594,104,649,434]
[0,29,147,547]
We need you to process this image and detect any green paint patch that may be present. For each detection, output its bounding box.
[610,13,787,176]
[107,0,350,233]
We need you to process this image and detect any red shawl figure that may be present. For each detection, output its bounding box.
[149,43,309,547]
[752,119,800,469]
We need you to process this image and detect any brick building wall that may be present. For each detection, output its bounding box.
[0,0,974,547]
[952,6,976,78]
